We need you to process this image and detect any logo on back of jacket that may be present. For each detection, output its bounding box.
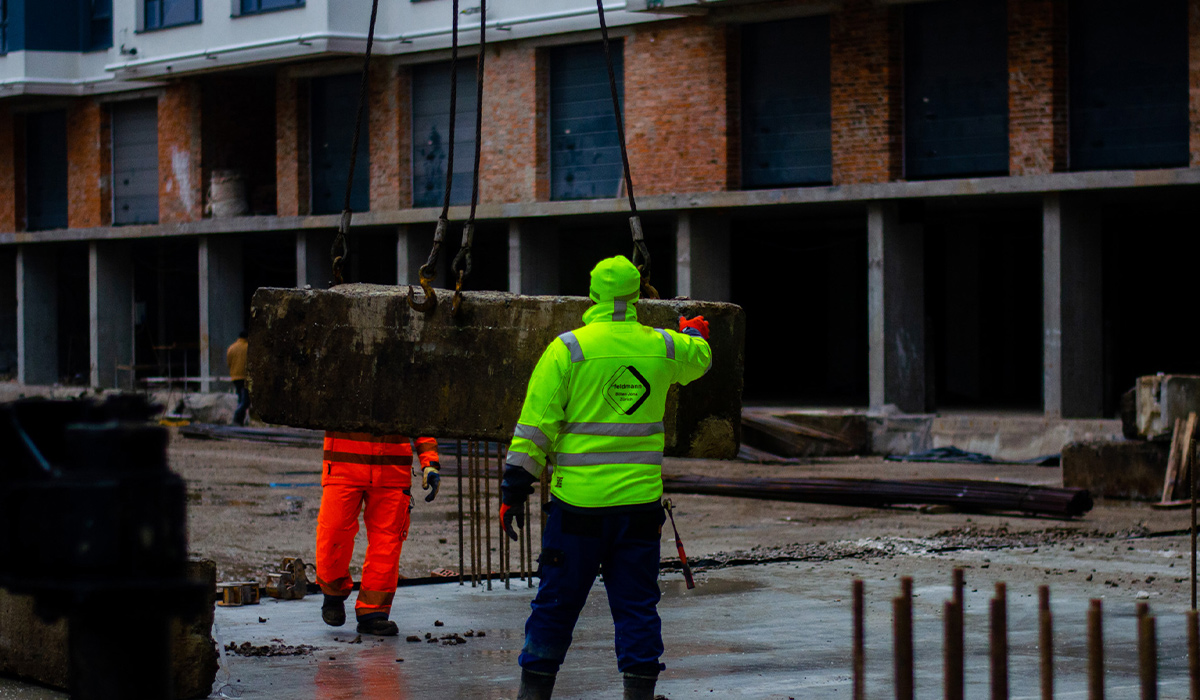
[603,366,651,415]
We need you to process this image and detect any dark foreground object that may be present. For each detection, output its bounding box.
[249,285,746,456]
[0,397,213,699]
[662,474,1093,518]
[1062,439,1175,501]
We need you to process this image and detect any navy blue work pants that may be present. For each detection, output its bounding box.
[519,500,666,675]
[233,380,250,426]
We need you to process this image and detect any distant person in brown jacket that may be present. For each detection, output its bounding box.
[226,331,249,426]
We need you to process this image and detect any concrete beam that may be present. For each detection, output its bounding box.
[675,211,731,302]
[295,231,336,290]
[4,167,1199,246]
[88,241,134,389]
[198,235,243,393]
[15,246,57,386]
[249,285,745,456]
[868,203,927,413]
[508,219,560,295]
[1043,193,1103,418]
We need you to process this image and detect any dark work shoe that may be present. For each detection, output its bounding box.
[321,594,347,627]
[356,617,399,636]
[622,673,657,700]
[516,668,557,700]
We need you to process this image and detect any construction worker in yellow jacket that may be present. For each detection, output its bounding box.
[499,255,712,700]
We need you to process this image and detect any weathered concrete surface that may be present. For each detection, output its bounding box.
[1137,374,1200,440]
[0,560,219,699]
[249,285,745,456]
[1062,439,1173,501]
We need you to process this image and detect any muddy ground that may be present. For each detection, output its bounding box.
[171,430,1197,602]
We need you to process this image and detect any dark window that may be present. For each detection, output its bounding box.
[1068,0,1189,171]
[904,0,1008,180]
[550,42,624,201]
[144,0,201,30]
[740,17,832,189]
[89,0,113,51]
[1,0,9,54]
[240,0,303,14]
[411,61,479,208]
[310,74,370,215]
[25,110,69,232]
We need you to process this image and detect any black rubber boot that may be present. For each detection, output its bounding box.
[622,673,658,700]
[356,616,399,636]
[321,594,347,627]
[516,669,557,700]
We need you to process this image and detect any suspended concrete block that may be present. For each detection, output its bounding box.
[248,285,745,458]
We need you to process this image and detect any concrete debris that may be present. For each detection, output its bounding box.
[1063,439,1173,501]
[1136,374,1200,440]
[406,635,421,642]
[224,641,316,657]
[249,286,745,456]
[741,409,868,457]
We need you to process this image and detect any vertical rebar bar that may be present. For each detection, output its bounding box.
[1088,599,1104,700]
[853,579,865,700]
[1039,585,1053,700]
[1192,434,1197,610]
[945,600,963,700]
[501,445,510,590]
[485,441,492,590]
[894,577,914,700]
[1188,609,1198,700]
[1140,613,1158,700]
[526,479,535,588]
[518,482,527,582]
[991,582,1008,700]
[457,439,464,585]
[469,440,478,587]
[474,440,483,589]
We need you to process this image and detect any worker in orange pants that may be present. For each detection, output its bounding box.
[316,432,440,636]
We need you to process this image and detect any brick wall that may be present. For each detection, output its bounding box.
[480,44,547,203]
[369,60,412,211]
[830,0,903,185]
[66,100,110,228]
[276,74,311,217]
[1009,0,1067,175]
[625,20,731,196]
[0,108,17,233]
[158,82,204,223]
[1191,0,1200,165]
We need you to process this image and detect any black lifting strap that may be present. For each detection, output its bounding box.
[330,0,382,287]
[449,0,486,317]
[596,0,657,300]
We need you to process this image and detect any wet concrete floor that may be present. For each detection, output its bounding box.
[199,543,1195,700]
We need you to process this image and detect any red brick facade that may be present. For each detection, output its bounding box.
[67,100,111,229]
[479,44,548,204]
[830,0,903,185]
[1190,0,1200,165]
[369,60,412,211]
[1008,0,1067,176]
[158,83,204,224]
[625,20,731,196]
[275,74,311,217]
[0,108,17,233]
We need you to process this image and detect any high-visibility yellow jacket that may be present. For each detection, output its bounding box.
[507,260,712,508]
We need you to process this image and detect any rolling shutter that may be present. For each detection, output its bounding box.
[904,0,1008,180]
[550,42,623,201]
[411,61,479,209]
[741,17,832,188]
[25,110,68,232]
[111,100,160,226]
[310,74,370,215]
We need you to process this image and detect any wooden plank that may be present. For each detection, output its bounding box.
[1162,417,1187,502]
[1174,412,1200,501]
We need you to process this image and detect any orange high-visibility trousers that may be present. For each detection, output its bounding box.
[316,483,412,619]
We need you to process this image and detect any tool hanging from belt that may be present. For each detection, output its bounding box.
[663,499,695,589]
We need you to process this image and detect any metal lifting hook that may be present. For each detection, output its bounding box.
[407,217,447,312]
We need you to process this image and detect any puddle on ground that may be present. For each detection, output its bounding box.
[661,576,765,598]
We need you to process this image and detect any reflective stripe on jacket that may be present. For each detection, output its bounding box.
[322,432,440,488]
[507,300,711,508]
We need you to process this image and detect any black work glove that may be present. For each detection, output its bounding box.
[500,501,525,541]
[422,462,441,502]
[500,462,537,541]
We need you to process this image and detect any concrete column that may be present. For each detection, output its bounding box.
[868,202,926,413]
[15,245,57,385]
[88,241,134,389]
[1,249,17,377]
[675,211,731,301]
[199,235,244,393]
[508,219,559,295]
[397,225,428,285]
[295,231,336,290]
[1043,193,1103,418]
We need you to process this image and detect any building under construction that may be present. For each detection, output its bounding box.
[1,0,1198,418]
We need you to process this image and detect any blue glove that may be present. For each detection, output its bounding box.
[422,462,441,502]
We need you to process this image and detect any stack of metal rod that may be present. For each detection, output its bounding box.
[455,440,539,590]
